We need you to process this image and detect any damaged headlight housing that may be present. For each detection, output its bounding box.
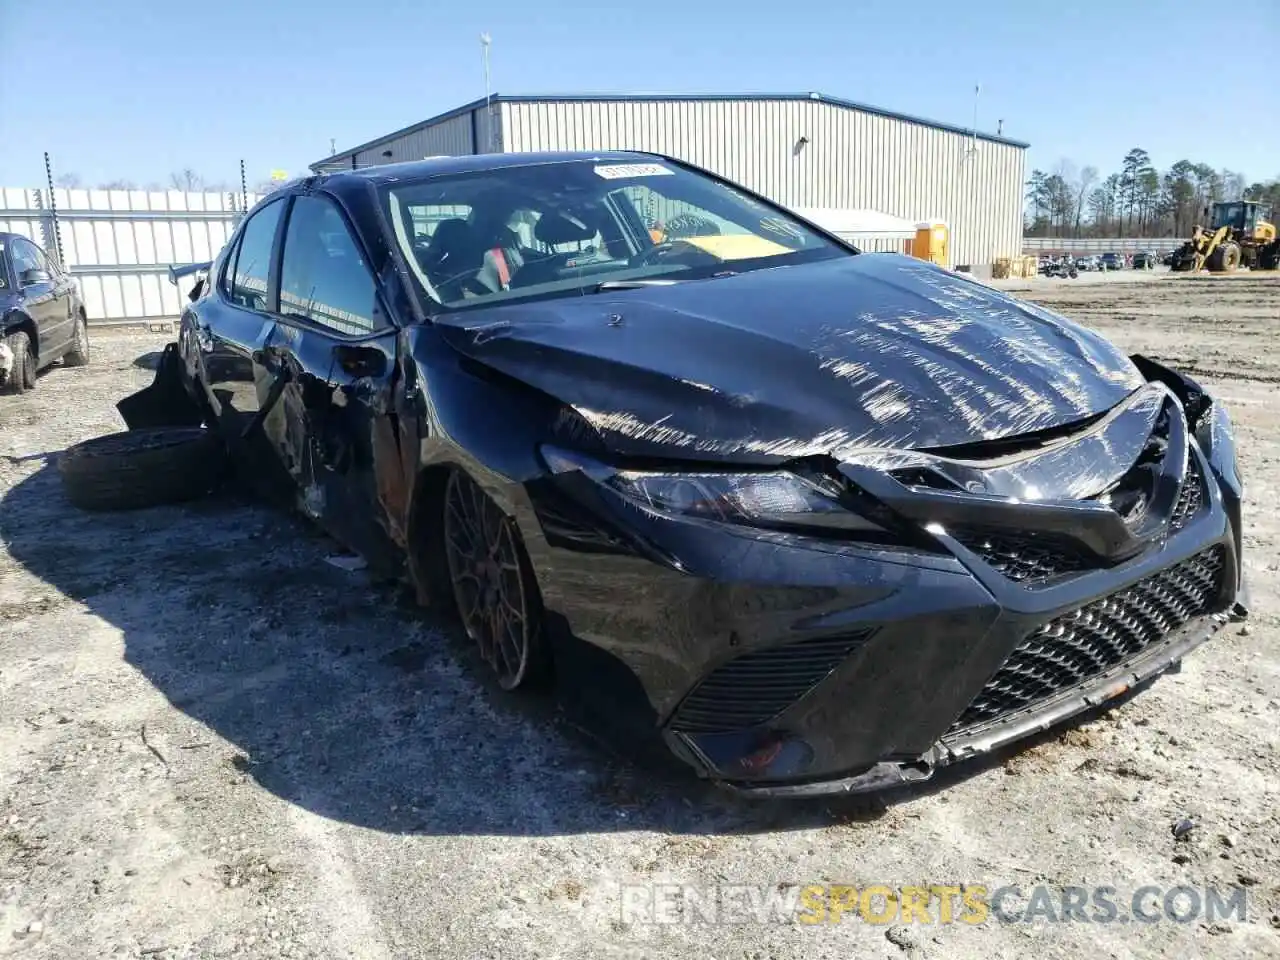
[541,445,883,533]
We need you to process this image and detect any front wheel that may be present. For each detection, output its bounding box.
[442,469,549,690]
[2,330,35,394]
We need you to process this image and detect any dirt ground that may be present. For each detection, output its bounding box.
[1,273,1277,960]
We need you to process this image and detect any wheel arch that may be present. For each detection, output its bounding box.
[3,310,38,362]
[405,463,457,611]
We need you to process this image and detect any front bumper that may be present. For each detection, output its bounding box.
[515,379,1246,797]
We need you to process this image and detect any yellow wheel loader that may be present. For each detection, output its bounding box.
[1169,200,1280,273]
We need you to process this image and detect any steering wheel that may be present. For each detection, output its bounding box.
[631,240,685,267]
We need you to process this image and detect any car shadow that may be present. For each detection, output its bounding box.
[1,454,1084,839]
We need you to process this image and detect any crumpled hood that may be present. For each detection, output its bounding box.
[435,253,1145,463]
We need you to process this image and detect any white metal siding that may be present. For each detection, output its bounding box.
[352,111,478,168]
[2,188,259,324]
[499,99,1024,269]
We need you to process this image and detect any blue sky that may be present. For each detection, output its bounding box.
[2,0,1277,189]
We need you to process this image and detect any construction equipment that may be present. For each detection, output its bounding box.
[1169,200,1280,273]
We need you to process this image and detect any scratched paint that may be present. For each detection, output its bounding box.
[436,253,1145,464]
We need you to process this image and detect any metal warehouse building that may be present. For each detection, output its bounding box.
[311,93,1027,271]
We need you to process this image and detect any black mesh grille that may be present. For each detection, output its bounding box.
[951,529,1094,585]
[1170,457,1206,533]
[947,546,1226,735]
[670,631,872,734]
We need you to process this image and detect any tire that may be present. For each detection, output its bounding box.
[58,427,227,511]
[1208,242,1240,273]
[2,330,34,395]
[441,468,550,690]
[63,310,90,367]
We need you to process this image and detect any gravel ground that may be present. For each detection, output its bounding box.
[1,273,1278,959]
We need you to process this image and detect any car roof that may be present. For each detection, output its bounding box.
[321,150,668,187]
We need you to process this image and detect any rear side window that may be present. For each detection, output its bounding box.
[278,196,382,335]
[228,200,283,311]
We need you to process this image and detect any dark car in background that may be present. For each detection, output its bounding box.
[1100,252,1124,271]
[0,232,90,393]
[110,152,1247,796]
[1132,250,1158,269]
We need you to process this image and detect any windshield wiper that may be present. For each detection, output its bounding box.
[590,278,685,292]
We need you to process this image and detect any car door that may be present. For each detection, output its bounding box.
[265,191,402,568]
[10,238,64,360]
[182,196,293,498]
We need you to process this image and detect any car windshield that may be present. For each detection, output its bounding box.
[380,158,849,311]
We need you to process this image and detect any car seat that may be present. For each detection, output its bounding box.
[508,213,598,288]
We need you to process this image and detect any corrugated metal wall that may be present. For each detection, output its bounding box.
[499,99,1025,269]
[1,187,259,324]
[338,107,501,170]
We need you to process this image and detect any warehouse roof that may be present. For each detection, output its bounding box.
[310,92,1029,170]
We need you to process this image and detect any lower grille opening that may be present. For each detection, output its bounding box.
[946,545,1226,735]
[951,529,1095,585]
[670,631,872,734]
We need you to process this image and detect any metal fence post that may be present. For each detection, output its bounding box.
[42,151,65,269]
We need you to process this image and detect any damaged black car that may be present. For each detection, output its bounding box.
[107,152,1249,796]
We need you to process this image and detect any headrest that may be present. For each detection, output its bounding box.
[428,218,473,249]
[534,212,595,246]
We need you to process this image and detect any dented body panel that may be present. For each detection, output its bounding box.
[435,253,1144,462]
[130,153,1248,797]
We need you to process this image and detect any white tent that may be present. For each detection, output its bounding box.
[794,207,924,241]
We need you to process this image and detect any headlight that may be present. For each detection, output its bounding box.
[541,445,883,533]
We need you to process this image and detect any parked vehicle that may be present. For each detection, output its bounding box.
[1099,252,1124,271]
[82,152,1248,796]
[1075,254,1101,272]
[0,233,90,393]
[1169,201,1280,273]
[1132,251,1158,270]
[1044,256,1079,278]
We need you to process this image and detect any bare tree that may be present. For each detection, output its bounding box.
[97,179,138,190]
[1073,165,1098,238]
[54,173,82,188]
[169,169,206,192]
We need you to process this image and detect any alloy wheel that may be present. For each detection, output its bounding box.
[442,469,542,690]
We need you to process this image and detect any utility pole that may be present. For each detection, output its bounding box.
[481,32,492,152]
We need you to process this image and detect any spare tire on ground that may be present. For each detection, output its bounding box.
[58,427,228,511]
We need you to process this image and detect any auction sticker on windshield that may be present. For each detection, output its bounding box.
[594,163,674,179]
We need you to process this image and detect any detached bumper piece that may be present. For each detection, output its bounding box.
[117,342,206,430]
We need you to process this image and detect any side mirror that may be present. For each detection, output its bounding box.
[20,268,51,286]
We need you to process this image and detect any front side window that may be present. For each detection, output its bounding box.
[229,199,283,312]
[278,195,381,335]
[1212,202,1242,229]
[11,238,44,276]
[381,159,849,310]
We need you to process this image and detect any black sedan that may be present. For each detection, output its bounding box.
[118,152,1248,796]
[1,232,90,393]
